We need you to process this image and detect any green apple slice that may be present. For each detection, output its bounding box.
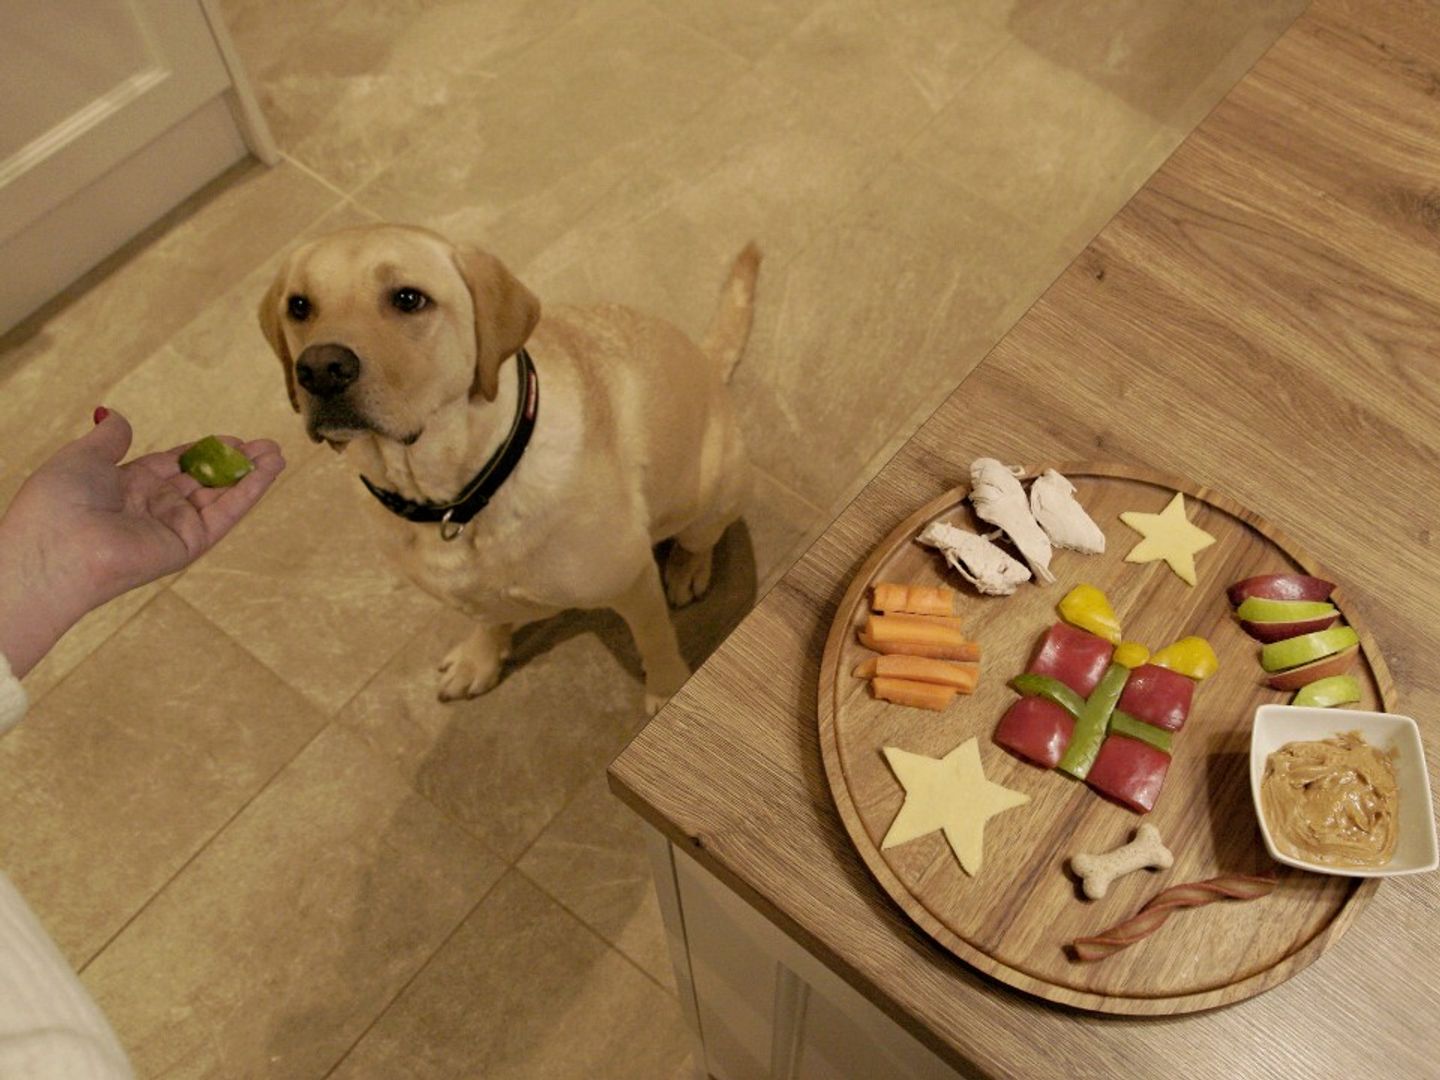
[1260,625,1359,673]
[1292,674,1362,708]
[179,436,254,488]
[1234,596,1339,623]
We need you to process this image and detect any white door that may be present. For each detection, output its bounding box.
[0,0,273,333]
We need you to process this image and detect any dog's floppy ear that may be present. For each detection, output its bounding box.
[453,246,540,401]
[257,270,300,413]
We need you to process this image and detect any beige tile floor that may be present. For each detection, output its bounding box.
[0,1,1304,1075]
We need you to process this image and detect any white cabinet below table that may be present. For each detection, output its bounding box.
[648,829,975,1080]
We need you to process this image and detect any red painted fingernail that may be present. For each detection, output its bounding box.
[93,406,110,424]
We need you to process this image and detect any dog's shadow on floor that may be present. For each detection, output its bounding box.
[502,520,760,691]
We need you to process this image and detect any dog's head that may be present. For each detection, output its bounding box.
[257,224,540,446]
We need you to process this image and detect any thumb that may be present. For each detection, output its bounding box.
[79,407,134,464]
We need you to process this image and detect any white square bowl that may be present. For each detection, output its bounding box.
[1250,704,1438,877]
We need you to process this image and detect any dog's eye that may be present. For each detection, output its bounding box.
[286,295,311,321]
[391,287,429,314]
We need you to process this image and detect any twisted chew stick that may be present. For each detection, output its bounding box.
[1071,874,1277,962]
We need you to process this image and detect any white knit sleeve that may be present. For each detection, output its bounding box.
[0,651,26,738]
[0,873,135,1078]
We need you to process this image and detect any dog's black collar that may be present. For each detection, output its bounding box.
[360,347,539,540]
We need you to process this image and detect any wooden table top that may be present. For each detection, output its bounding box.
[610,2,1440,1075]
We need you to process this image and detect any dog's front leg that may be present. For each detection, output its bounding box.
[437,622,513,702]
[612,566,691,716]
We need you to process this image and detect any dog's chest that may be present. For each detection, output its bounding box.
[384,517,554,619]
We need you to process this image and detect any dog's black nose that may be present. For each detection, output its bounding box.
[295,343,361,399]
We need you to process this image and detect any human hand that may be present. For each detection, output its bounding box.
[0,409,285,677]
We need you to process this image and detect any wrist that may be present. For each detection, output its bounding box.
[0,515,89,678]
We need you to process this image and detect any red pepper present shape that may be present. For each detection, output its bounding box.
[1116,663,1194,732]
[994,696,1075,769]
[1085,734,1172,814]
[1027,622,1114,698]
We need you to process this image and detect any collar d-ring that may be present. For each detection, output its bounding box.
[439,509,467,542]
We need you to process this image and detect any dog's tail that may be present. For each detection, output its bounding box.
[702,242,761,383]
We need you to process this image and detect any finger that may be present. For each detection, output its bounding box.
[209,437,285,473]
[237,438,283,463]
[70,409,134,465]
[166,470,204,500]
[194,454,285,541]
[243,441,286,477]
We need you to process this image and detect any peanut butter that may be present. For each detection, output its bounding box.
[1260,731,1398,868]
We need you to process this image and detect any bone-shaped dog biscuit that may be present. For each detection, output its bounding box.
[1071,824,1174,900]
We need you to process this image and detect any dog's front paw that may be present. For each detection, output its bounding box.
[663,545,714,607]
[642,661,690,717]
[437,644,503,702]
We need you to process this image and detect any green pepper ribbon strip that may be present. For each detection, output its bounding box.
[1056,663,1130,779]
[1007,671,1172,755]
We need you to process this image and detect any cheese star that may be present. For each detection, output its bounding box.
[1119,492,1216,586]
[880,737,1030,876]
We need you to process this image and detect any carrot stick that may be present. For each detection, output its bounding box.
[857,631,981,663]
[875,611,965,633]
[866,614,969,648]
[852,655,979,691]
[871,676,957,711]
[871,583,957,617]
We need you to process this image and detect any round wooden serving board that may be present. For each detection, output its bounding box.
[817,463,1394,1015]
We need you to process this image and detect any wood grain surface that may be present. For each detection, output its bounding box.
[611,2,1440,1075]
[818,465,1390,1014]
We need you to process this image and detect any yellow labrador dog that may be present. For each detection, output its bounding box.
[258,225,758,713]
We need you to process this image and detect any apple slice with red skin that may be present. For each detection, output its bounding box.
[1227,572,1334,607]
[1239,613,1341,643]
[1266,645,1359,691]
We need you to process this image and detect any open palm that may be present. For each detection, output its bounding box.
[5,413,285,615]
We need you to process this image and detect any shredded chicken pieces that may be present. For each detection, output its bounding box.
[968,458,1055,584]
[916,520,1032,596]
[1029,468,1106,554]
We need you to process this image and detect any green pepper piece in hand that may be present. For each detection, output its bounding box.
[1057,662,1130,779]
[1008,673,1086,719]
[1108,710,1173,755]
[179,436,254,488]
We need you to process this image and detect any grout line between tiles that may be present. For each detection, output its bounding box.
[21,580,177,711]
[87,202,347,414]
[753,464,829,519]
[325,859,682,1078]
[335,0,674,210]
[512,862,680,998]
[497,64,763,283]
[700,25,1021,314]
[639,0,757,70]
[172,579,421,728]
[75,710,337,975]
[319,869,511,1079]
[275,151,356,204]
[68,597,502,979]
